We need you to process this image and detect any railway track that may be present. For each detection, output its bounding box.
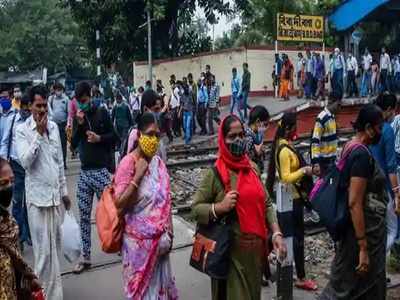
[167,135,352,169]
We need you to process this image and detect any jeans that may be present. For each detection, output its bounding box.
[332,69,344,99]
[10,159,30,243]
[380,69,389,93]
[56,121,67,168]
[230,93,244,121]
[360,70,372,97]
[242,89,249,119]
[395,72,400,93]
[304,72,313,98]
[183,111,193,144]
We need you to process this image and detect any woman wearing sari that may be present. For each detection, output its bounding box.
[319,105,387,300]
[114,113,178,300]
[192,115,287,300]
[279,54,294,101]
[0,158,41,300]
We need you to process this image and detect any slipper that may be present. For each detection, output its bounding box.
[73,262,91,274]
[295,279,318,291]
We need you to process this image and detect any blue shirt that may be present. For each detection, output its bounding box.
[197,84,208,105]
[231,75,241,94]
[0,109,26,162]
[369,122,397,193]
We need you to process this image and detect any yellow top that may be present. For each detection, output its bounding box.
[276,138,304,198]
[12,98,20,110]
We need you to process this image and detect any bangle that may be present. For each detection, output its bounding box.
[272,232,283,243]
[130,180,139,189]
[211,204,218,220]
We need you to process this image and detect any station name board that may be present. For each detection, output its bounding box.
[277,13,324,42]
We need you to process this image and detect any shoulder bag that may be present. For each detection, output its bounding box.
[309,142,368,241]
[190,166,233,279]
[96,175,125,253]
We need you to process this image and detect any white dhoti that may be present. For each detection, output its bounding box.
[28,204,64,300]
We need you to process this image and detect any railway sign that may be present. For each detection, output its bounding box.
[277,13,324,43]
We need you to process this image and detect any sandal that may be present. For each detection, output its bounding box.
[295,279,318,291]
[73,262,91,274]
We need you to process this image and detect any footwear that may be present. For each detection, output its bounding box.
[295,279,318,291]
[73,262,92,274]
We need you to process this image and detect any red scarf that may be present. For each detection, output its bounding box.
[215,116,267,240]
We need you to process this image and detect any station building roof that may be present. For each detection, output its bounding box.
[329,0,400,32]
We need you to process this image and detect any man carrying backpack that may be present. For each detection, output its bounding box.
[311,95,341,177]
[370,94,400,256]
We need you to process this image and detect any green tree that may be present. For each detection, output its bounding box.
[0,0,88,73]
[66,0,248,66]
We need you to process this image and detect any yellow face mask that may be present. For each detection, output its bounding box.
[138,135,159,158]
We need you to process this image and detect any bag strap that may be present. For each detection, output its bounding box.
[337,142,369,171]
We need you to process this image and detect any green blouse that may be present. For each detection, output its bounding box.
[192,166,278,230]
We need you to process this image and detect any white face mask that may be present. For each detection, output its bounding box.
[14,92,22,98]
[55,91,62,97]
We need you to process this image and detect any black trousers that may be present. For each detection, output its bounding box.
[197,103,207,134]
[346,70,358,97]
[56,121,67,168]
[172,107,181,136]
[293,199,306,280]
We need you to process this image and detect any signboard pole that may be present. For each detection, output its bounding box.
[275,40,278,98]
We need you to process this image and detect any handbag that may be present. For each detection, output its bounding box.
[309,142,368,241]
[96,178,124,253]
[190,166,233,279]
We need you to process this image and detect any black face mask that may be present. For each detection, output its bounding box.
[370,131,382,145]
[0,186,13,210]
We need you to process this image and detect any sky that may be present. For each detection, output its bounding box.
[195,0,241,39]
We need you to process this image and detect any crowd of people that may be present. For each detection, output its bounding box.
[273,47,400,102]
[0,61,400,300]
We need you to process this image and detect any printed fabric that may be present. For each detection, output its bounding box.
[114,154,178,300]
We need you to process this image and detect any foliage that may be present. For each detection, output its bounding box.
[177,17,212,56]
[66,0,248,67]
[0,0,88,73]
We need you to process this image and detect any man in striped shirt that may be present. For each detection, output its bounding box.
[311,96,341,176]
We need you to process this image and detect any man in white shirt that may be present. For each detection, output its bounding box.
[16,85,71,300]
[346,53,359,98]
[170,79,181,137]
[380,47,392,93]
[129,86,143,124]
[360,48,373,97]
[331,48,346,100]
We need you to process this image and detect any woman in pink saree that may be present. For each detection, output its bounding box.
[114,112,178,300]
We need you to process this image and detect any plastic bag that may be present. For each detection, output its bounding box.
[62,211,81,263]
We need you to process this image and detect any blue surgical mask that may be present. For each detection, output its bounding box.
[0,97,11,111]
